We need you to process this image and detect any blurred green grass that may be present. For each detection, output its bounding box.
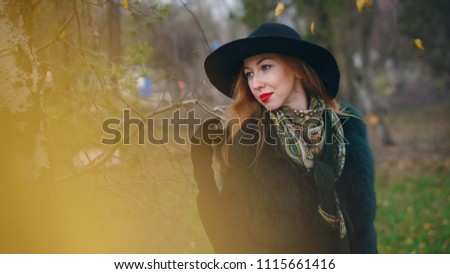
[370,106,450,253]
[375,171,450,253]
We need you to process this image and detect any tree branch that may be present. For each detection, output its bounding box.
[179,0,211,52]
[54,99,226,181]
[36,11,76,53]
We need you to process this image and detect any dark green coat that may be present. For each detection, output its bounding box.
[191,104,377,253]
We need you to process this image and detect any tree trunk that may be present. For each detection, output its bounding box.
[353,0,395,146]
[0,0,50,252]
[108,0,122,64]
[0,0,49,183]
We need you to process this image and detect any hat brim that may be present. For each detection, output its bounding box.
[204,36,340,98]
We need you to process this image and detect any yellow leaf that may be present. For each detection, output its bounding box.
[310,20,315,35]
[274,2,285,17]
[356,0,365,13]
[357,0,372,13]
[122,0,129,10]
[414,38,425,50]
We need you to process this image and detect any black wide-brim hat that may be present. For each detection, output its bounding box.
[204,23,340,98]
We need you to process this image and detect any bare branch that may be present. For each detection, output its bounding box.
[54,99,226,181]
[36,11,76,53]
[179,0,211,52]
[55,144,121,181]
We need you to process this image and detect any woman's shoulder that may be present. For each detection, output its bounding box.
[339,101,363,117]
[338,101,368,141]
[337,101,374,180]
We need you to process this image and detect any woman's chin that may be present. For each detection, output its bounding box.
[261,101,281,111]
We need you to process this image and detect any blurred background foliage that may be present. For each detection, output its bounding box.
[0,0,448,253]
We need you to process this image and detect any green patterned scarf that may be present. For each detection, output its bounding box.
[269,96,347,239]
[269,97,345,174]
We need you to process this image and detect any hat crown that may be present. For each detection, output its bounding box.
[204,22,340,98]
[248,23,302,40]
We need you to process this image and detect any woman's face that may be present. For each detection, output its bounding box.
[243,53,307,110]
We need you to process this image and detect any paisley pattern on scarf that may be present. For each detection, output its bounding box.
[269,97,346,177]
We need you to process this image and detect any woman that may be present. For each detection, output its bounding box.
[191,23,377,253]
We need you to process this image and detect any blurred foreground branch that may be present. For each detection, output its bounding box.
[55,99,226,181]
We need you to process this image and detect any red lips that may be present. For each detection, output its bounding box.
[259,92,273,103]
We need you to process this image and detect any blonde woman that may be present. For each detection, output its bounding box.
[191,23,377,253]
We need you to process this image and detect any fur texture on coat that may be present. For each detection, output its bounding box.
[191,103,377,254]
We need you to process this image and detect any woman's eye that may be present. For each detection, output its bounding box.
[244,71,253,79]
[261,64,271,71]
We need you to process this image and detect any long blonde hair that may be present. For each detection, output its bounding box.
[222,54,345,167]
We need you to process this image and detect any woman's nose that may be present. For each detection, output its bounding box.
[250,74,264,90]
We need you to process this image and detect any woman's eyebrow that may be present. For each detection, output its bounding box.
[243,58,270,69]
[256,58,269,65]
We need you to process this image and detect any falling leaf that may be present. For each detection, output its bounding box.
[356,0,365,13]
[122,0,129,10]
[310,20,315,35]
[414,38,425,50]
[274,2,285,17]
[356,0,372,13]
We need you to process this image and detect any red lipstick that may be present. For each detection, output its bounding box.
[259,92,273,103]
